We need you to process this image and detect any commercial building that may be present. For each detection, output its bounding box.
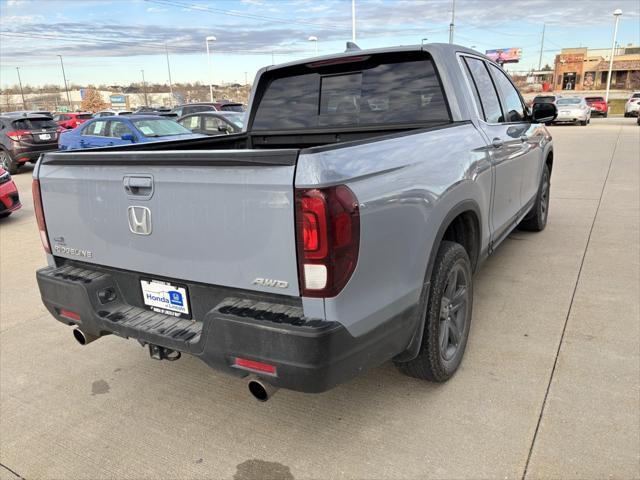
[553,45,640,91]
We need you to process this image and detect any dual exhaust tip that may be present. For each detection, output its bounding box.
[72,329,278,402]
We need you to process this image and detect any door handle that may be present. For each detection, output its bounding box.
[491,138,504,149]
[123,175,154,198]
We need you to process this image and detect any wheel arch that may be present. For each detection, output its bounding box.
[394,199,483,362]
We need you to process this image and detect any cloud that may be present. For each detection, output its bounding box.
[146,6,167,12]
[1,14,43,24]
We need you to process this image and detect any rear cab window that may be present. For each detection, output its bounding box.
[251,51,450,131]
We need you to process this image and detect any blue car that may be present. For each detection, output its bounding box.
[58,115,203,150]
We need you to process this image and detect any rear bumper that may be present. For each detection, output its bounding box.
[0,181,20,213]
[11,144,58,163]
[36,262,414,393]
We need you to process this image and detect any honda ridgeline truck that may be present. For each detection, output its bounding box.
[34,44,557,400]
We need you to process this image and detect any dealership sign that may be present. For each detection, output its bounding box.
[485,48,522,64]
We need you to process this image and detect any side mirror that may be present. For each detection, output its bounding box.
[121,133,135,142]
[218,125,232,134]
[532,103,557,124]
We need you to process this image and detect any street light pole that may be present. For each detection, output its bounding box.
[141,69,148,106]
[351,0,356,42]
[605,9,622,104]
[205,35,216,103]
[57,55,71,108]
[448,0,456,44]
[308,36,318,55]
[15,67,26,110]
[165,42,174,107]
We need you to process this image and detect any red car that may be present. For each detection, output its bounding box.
[0,167,21,218]
[585,96,608,117]
[52,112,93,129]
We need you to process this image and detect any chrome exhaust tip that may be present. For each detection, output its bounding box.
[247,376,279,402]
[72,328,99,346]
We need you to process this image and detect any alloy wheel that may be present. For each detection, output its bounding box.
[439,262,470,361]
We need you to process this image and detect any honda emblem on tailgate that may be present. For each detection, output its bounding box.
[127,206,152,235]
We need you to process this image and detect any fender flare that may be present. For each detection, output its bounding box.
[394,199,483,362]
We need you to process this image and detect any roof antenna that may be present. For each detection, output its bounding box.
[345,41,361,52]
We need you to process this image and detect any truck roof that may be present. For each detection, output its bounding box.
[263,43,484,72]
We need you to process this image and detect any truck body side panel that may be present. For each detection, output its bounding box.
[296,123,492,336]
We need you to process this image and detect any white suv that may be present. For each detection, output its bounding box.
[624,92,640,117]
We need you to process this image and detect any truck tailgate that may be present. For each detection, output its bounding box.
[38,150,301,296]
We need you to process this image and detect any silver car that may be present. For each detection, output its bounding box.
[554,97,591,125]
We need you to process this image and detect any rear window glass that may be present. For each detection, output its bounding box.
[533,96,555,103]
[632,93,640,98]
[12,118,58,130]
[77,114,93,119]
[252,53,450,130]
[220,104,244,112]
[184,105,215,114]
[585,97,604,102]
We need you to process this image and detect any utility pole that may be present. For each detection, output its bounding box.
[15,67,26,110]
[57,55,71,108]
[244,72,248,85]
[448,0,455,44]
[351,0,356,42]
[538,23,546,70]
[141,69,148,106]
[165,43,174,107]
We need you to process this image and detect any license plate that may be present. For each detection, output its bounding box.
[140,278,190,318]
[561,111,570,115]
[39,133,51,140]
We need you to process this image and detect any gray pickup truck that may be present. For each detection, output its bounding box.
[34,43,557,400]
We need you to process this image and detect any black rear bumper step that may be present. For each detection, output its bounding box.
[37,263,416,393]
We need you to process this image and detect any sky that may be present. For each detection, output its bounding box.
[1,0,639,89]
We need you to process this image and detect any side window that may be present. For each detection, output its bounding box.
[203,116,224,132]
[179,115,200,130]
[489,65,525,122]
[82,121,108,136]
[109,121,133,138]
[464,57,503,124]
[461,59,484,119]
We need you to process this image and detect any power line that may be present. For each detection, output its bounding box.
[146,0,348,31]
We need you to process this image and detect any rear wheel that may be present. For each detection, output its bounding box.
[580,119,587,126]
[0,212,11,219]
[395,241,473,382]
[519,164,550,232]
[603,112,608,118]
[0,150,18,175]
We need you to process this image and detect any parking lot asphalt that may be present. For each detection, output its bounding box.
[1,117,638,480]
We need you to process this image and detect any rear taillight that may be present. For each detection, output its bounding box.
[6,130,30,141]
[295,185,359,297]
[32,179,51,253]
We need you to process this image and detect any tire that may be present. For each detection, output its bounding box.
[603,112,608,118]
[0,150,18,175]
[395,241,473,382]
[580,120,587,126]
[519,164,550,232]
[0,212,11,219]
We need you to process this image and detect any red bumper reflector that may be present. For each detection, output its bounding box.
[59,309,80,321]
[234,357,277,375]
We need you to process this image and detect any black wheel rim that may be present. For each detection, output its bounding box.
[540,173,549,221]
[439,262,470,361]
